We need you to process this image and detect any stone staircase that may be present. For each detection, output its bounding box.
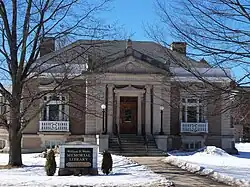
[108,134,167,156]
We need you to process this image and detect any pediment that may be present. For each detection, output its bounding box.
[106,56,166,74]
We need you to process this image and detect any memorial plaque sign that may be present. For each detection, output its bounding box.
[58,142,98,176]
[65,148,93,168]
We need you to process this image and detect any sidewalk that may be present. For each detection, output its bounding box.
[129,157,229,187]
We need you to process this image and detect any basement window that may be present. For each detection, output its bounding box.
[184,141,202,150]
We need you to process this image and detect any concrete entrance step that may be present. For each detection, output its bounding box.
[109,135,166,156]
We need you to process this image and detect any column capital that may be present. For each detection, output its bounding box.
[107,83,114,88]
[145,85,152,89]
[153,84,162,89]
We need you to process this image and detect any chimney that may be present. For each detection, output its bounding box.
[126,39,132,49]
[170,42,187,55]
[40,37,55,57]
[125,39,133,55]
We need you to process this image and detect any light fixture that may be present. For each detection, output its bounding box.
[101,104,106,110]
[160,105,164,135]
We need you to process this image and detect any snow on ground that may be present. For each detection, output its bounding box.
[0,153,171,187]
[165,143,250,187]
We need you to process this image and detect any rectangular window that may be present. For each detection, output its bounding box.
[199,107,204,122]
[61,104,68,121]
[124,109,132,122]
[41,94,68,121]
[61,104,65,121]
[190,142,194,149]
[195,141,201,149]
[187,106,197,122]
[182,97,205,123]
[50,95,60,101]
[184,141,202,150]
[49,105,59,121]
[42,107,47,121]
[187,99,197,103]
[182,106,185,122]
[184,143,189,150]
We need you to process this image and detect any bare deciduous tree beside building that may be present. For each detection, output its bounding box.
[0,0,115,167]
[150,0,250,141]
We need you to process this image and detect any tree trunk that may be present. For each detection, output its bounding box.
[8,92,23,167]
[8,129,22,166]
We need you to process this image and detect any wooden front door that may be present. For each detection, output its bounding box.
[120,97,137,134]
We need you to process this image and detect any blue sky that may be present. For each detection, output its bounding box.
[101,1,244,82]
[102,0,158,41]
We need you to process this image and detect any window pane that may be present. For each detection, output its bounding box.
[199,107,204,122]
[49,105,59,121]
[195,141,201,149]
[125,109,132,122]
[61,105,67,121]
[190,142,194,149]
[50,95,60,101]
[182,106,185,122]
[42,107,47,120]
[187,106,197,122]
[188,99,197,103]
[184,143,189,150]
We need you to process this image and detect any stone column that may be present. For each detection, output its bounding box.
[221,93,232,136]
[153,85,162,134]
[137,94,142,135]
[107,84,114,134]
[85,77,97,134]
[162,82,171,135]
[116,93,120,133]
[221,92,234,150]
[145,85,151,134]
[95,84,106,134]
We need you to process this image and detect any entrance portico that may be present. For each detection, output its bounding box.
[114,85,145,135]
[85,55,170,136]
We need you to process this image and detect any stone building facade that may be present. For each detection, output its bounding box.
[1,39,235,152]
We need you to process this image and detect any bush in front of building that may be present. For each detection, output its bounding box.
[45,149,57,176]
[101,150,113,175]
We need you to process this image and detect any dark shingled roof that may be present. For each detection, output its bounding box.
[33,40,210,74]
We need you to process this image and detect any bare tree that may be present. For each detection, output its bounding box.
[150,0,250,84]
[146,0,250,132]
[0,0,117,167]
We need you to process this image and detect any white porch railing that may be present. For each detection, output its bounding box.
[39,121,69,132]
[181,122,208,133]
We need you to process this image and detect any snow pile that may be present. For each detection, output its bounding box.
[235,143,250,152]
[0,153,172,187]
[165,145,250,187]
[202,146,230,156]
